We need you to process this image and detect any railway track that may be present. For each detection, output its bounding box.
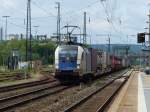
[0,78,56,93]
[0,80,71,112]
[64,70,132,112]
[0,69,130,112]
[0,72,30,82]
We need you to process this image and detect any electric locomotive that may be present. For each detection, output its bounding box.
[55,44,93,81]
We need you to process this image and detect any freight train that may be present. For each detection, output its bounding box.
[54,44,129,82]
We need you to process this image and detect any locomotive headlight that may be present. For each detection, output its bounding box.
[55,65,58,69]
[55,64,59,69]
[66,57,70,60]
[77,64,80,69]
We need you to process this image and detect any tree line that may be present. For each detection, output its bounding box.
[0,39,56,66]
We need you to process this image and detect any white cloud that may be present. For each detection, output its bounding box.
[2,0,15,7]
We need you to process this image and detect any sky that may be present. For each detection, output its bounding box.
[0,0,149,44]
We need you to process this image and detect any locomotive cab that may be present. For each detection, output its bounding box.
[54,45,92,81]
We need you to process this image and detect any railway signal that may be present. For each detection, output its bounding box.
[137,33,145,43]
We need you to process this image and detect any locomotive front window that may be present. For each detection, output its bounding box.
[59,46,78,61]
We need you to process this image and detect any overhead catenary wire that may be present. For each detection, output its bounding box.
[0,0,128,43]
[110,0,118,21]
[31,0,56,17]
[60,0,119,42]
[96,0,129,44]
[11,16,55,21]
[99,0,125,39]
[0,19,25,29]
[100,0,111,23]
[0,19,38,34]
[62,0,100,16]
[1,1,26,17]
[0,0,56,32]
[61,0,100,25]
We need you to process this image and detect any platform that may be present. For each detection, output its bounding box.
[107,70,150,112]
[138,71,150,112]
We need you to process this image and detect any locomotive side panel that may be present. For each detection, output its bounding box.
[79,47,91,75]
[84,48,92,73]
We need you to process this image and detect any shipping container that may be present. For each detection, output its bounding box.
[89,48,98,72]
[111,55,122,71]
[101,52,111,68]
